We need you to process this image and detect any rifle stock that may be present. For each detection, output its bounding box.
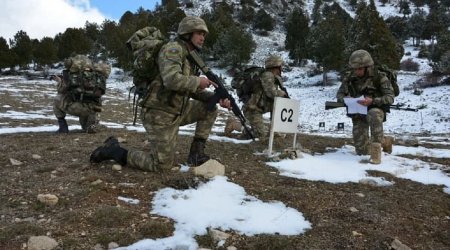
[325,101,346,110]
[325,101,419,112]
[187,50,255,140]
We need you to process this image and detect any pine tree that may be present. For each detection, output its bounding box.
[433,30,450,63]
[213,25,256,67]
[311,0,323,25]
[56,28,93,60]
[408,9,426,46]
[386,16,409,42]
[238,4,255,24]
[399,0,411,17]
[253,9,275,31]
[307,13,346,73]
[284,8,309,65]
[201,2,235,55]
[9,30,33,69]
[0,37,15,71]
[33,37,58,67]
[346,1,402,69]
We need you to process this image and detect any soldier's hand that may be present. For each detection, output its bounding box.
[281,91,288,97]
[357,96,373,106]
[199,77,214,90]
[219,98,231,110]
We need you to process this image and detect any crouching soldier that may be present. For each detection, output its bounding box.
[53,54,110,133]
[336,50,395,164]
[90,16,231,171]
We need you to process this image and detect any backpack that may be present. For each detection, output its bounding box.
[126,26,166,99]
[375,64,399,97]
[231,66,265,103]
[126,27,166,124]
[62,55,111,104]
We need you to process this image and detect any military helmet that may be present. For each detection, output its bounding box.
[177,16,209,35]
[349,49,374,69]
[265,55,283,68]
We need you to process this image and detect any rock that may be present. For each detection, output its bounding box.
[108,242,119,249]
[37,194,59,206]
[359,178,378,186]
[208,228,231,242]
[192,160,225,178]
[349,207,359,213]
[112,164,122,171]
[27,236,58,250]
[352,231,363,237]
[391,238,412,250]
[32,154,42,159]
[93,243,104,250]
[10,158,23,166]
[91,179,103,186]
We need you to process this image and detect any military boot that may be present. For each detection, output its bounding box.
[57,118,69,133]
[187,138,210,166]
[90,136,128,166]
[382,136,394,154]
[369,142,382,164]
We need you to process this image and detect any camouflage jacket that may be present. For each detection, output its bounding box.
[244,71,285,113]
[337,66,395,108]
[142,39,213,115]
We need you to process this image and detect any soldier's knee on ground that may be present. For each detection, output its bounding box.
[224,117,242,137]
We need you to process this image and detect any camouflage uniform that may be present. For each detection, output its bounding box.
[53,76,101,132]
[336,50,395,155]
[90,16,221,170]
[127,41,216,171]
[243,56,286,139]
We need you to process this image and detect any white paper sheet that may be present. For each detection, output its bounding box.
[344,96,367,115]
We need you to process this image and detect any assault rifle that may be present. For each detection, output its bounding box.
[187,50,255,140]
[325,101,419,112]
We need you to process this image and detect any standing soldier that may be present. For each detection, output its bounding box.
[242,55,288,140]
[53,55,110,133]
[90,16,231,171]
[336,49,395,164]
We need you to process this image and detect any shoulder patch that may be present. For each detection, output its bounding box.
[163,46,182,60]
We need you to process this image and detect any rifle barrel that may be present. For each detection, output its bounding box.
[325,101,418,112]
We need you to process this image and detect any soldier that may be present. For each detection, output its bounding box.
[90,16,231,171]
[242,55,288,140]
[336,49,395,164]
[53,55,109,133]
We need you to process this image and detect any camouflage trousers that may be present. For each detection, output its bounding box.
[127,100,218,171]
[243,108,268,139]
[53,94,100,131]
[351,108,385,155]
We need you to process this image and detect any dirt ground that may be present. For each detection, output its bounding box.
[0,78,449,250]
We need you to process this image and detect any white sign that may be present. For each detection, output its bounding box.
[267,97,300,156]
[271,97,300,133]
